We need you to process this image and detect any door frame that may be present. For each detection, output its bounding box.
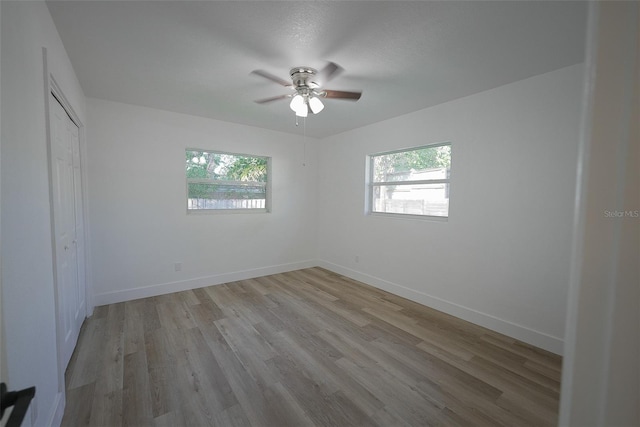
[43,47,91,420]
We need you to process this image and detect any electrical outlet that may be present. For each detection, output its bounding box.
[174,262,182,272]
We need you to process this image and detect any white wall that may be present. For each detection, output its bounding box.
[87,98,318,305]
[1,1,86,425]
[317,64,584,354]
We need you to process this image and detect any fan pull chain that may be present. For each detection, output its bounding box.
[302,116,307,167]
[294,114,306,166]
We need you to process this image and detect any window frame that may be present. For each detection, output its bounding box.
[366,142,452,220]
[185,148,272,214]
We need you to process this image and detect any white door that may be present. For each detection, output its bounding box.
[71,115,87,333]
[50,92,86,369]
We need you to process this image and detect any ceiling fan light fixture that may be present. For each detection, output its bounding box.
[290,94,304,112]
[308,96,324,114]
[290,94,309,117]
[296,104,309,118]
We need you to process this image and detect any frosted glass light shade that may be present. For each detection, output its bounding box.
[289,95,309,117]
[290,94,308,117]
[296,105,308,117]
[308,96,324,114]
[289,94,304,112]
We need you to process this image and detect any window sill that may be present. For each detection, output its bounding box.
[367,212,449,222]
[187,208,270,215]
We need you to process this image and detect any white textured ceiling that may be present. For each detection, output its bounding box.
[46,1,587,138]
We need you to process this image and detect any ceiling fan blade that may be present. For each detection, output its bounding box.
[254,94,290,104]
[250,70,292,87]
[322,90,362,101]
[316,61,343,85]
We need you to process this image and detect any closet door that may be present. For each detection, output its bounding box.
[49,92,86,369]
[71,113,87,338]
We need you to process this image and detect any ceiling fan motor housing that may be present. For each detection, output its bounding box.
[290,67,319,89]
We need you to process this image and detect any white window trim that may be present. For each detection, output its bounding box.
[186,148,272,214]
[366,142,451,220]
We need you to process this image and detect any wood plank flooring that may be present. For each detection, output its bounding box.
[62,267,562,426]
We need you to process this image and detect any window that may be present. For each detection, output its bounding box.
[186,149,270,212]
[368,143,451,218]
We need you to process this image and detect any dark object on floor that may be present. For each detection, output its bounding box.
[1,382,36,427]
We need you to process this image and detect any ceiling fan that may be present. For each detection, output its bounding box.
[251,62,362,118]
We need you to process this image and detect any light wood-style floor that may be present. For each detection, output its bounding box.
[62,267,562,426]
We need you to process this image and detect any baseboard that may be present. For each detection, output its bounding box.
[92,260,317,306]
[317,259,564,355]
